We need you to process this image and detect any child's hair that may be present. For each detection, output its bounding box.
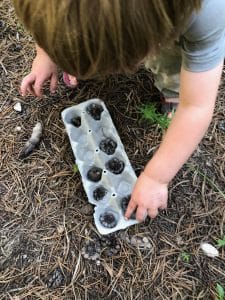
[13,0,201,79]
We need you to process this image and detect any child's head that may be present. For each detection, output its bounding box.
[13,0,201,79]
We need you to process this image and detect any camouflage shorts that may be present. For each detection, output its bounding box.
[144,44,182,98]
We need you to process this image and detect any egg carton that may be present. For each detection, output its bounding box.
[61,99,139,234]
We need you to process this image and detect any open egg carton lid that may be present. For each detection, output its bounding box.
[61,98,139,235]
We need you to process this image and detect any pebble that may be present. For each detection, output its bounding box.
[57,225,64,234]
[200,242,219,258]
[15,126,22,132]
[13,102,22,112]
[218,120,225,132]
[129,235,152,250]
[142,237,149,243]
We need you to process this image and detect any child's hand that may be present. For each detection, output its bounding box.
[125,172,168,221]
[20,52,58,97]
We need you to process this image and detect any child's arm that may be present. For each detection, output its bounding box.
[20,44,58,97]
[125,61,223,221]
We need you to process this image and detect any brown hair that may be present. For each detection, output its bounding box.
[13,0,201,79]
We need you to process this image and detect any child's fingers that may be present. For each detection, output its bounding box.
[147,207,158,219]
[136,206,148,222]
[50,73,58,93]
[20,74,36,96]
[27,85,36,96]
[125,199,137,220]
[33,79,45,97]
[159,203,167,210]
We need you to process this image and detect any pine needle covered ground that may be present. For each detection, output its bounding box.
[0,1,225,299]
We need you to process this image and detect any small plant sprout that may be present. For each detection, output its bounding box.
[215,283,225,300]
[72,164,79,173]
[216,236,225,248]
[140,103,171,130]
[180,251,191,263]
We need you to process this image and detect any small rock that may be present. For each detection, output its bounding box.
[218,120,225,132]
[206,160,212,167]
[57,225,64,234]
[176,236,184,245]
[13,102,22,112]
[200,242,219,258]
[15,126,22,132]
[142,237,148,243]
[130,235,152,250]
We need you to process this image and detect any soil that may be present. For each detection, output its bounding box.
[121,195,136,219]
[93,186,108,201]
[99,137,117,155]
[1,1,225,299]
[87,166,102,182]
[99,212,118,228]
[70,115,81,127]
[86,103,104,120]
[105,157,125,174]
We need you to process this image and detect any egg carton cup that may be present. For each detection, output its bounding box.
[61,98,139,235]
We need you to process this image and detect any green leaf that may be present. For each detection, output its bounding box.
[180,252,190,263]
[217,236,225,247]
[72,164,79,173]
[139,103,171,130]
[216,283,225,300]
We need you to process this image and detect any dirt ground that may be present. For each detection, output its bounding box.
[0,1,225,299]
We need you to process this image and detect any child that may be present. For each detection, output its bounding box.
[13,0,225,222]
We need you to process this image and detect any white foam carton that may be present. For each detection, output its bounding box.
[61,99,138,234]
